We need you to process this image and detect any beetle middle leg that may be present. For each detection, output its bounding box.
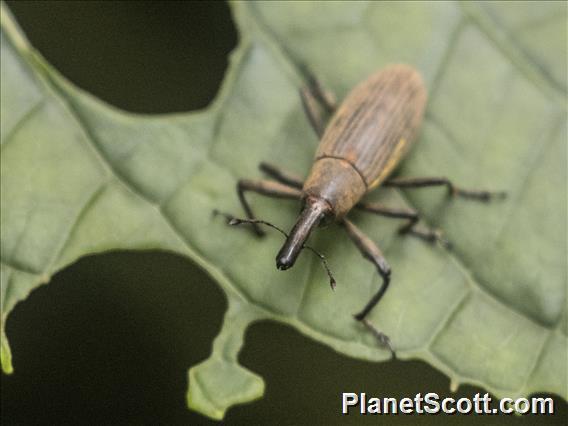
[341,218,393,354]
[384,176,507,201]
[236,179,302,236]
[356,201,450,247]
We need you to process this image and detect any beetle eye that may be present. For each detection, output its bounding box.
[318,212,333,227]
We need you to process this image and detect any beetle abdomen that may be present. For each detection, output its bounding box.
[315,64,427,190]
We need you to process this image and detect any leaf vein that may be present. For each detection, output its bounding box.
[460,1,566,101]
[0,97,45,151]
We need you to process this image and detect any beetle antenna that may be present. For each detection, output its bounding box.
[212,209,289,237]
[212,210,337,289]
[303,246,336,290]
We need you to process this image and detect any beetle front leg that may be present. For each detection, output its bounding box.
[258,162,304,189]
[236,179,302,236]
[384,177,507,201]
[341,218,393,354]
[356,201,450,247]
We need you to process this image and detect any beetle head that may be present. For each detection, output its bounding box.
[275,196,331,270]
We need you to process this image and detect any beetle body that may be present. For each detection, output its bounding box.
[223,63,503,348]
[277,65,427,269]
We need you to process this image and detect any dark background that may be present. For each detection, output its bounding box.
[2,1,566,425]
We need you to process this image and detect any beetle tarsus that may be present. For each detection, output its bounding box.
[355,316,395,358]
[400,224,451,249]
[453,189,508,202]
[212,208,232,222]
[386,177,507,205]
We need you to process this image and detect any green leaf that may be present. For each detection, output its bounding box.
[1,0,566,419]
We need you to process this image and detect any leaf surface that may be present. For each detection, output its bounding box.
[1,1,566,419]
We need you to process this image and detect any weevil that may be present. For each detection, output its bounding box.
[216,64,505,351]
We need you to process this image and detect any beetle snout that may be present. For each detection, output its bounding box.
[276,253,295,270]
[275,196,329,272]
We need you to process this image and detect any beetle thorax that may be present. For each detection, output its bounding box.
[303,157,367,220]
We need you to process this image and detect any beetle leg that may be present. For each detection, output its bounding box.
[300,73,338,138]
[305,72,337,112]
[300,86,327,138]
[236,179,302,236]
[356,201,450,247]
[357,201,418,221]
[258,162,304,189]
[341,218,393,354]
[384,177,507,201]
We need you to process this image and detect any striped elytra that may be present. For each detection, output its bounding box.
[303,64,427,219]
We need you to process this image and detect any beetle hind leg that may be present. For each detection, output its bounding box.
[300,87,327,138]
[302,68,337,113]
[300,72,338,138]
